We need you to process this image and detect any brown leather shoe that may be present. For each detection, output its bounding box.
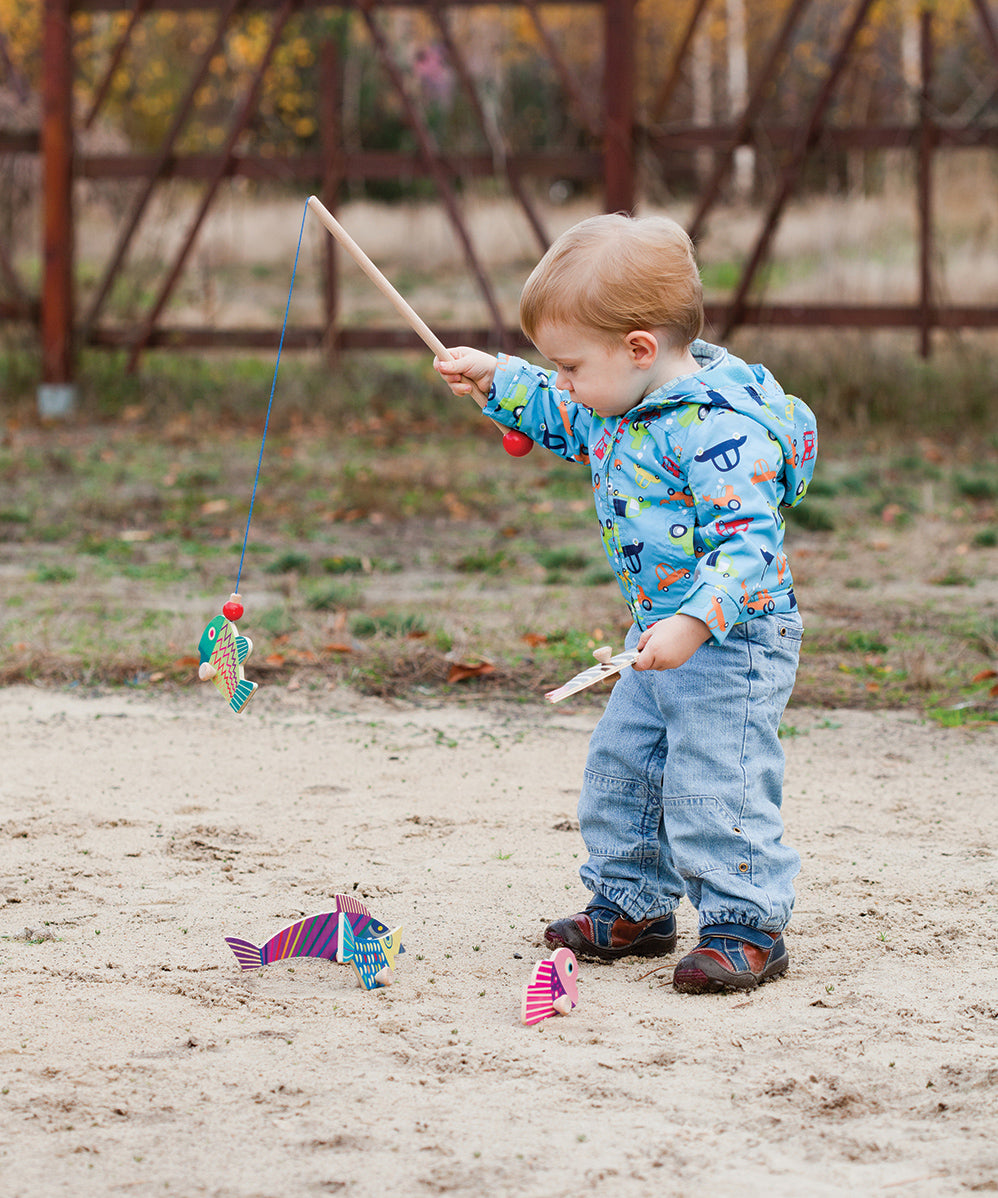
[673,923,788,992]
[544,901,678,962]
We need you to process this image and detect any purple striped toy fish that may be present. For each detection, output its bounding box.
[521,947,579,1026]
[224,895,403,972]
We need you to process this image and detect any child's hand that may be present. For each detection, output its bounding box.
[433,347,498,399]
[633,614,711,671]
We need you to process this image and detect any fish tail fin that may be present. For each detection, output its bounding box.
[225,937,264,971]
[521,960,556,1025]
[229,678,258,714]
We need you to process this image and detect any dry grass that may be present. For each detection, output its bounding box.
[1,394,995,721]
[3,162,997,717]
[38,149,996,332]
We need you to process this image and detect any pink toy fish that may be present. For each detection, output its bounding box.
[521,947,580,1026]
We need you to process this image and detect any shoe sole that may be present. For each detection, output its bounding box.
[544,924,678,963]
[672,950,789,993]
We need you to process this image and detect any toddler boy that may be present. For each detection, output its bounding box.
[435,213,816,992]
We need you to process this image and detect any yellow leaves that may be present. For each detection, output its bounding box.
[229,32,259,68]
[1,0,41,84]
[13,0,988,157]
[290,36,314,69]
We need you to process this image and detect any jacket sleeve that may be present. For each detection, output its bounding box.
[676,409,791,641]
[483,353,592,463]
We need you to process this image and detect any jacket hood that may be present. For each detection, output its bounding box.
[633,340,816,508]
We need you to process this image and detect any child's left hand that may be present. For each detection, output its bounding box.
[633,614,711,671]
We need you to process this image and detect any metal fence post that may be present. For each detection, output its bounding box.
[603,0,635,214]
[39,0,76,417]
[918,6,935,359]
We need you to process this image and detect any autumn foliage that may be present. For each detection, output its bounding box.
[1,0,994,164]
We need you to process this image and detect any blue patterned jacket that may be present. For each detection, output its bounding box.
[484,340,817,642]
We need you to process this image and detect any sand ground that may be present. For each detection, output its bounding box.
[1,682,996,1197]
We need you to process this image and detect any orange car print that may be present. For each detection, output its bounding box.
[710,484,742,511]
[655,563,692,591]
[751,458,778,484]
[741,582,776,613]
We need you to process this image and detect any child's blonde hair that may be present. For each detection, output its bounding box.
[520,213,703,349]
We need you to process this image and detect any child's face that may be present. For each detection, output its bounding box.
[532,322,651,419]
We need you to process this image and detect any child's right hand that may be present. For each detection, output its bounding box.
[433,347,498,399]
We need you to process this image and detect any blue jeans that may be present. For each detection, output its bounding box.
[577,612,803,932]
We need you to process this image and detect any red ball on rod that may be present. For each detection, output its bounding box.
[502,430,533,457]
[222,594,245,622]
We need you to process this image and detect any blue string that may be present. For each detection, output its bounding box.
[234,196,309,595]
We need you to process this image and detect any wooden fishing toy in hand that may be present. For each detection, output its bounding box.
[304,196,533,458]
[197,196,534,712]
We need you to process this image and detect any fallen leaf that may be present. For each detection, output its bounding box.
[447,660,495,684]
[919,438,946,464]
[521,633,547,648]
[971,669,997,683]
[443,492,470,520]
[323,642,353,654]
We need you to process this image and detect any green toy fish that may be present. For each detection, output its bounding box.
[197,613,258,714]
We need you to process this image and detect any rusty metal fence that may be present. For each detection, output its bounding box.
[2,0,998,400]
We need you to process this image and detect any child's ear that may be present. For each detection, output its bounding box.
[624,330,659,368]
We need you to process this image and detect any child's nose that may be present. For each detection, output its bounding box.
[556,370,573,392]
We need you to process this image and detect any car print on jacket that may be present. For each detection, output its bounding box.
[483,340,816,640]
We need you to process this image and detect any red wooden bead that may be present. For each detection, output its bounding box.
[502,429,533,457]
[222,600,244,621]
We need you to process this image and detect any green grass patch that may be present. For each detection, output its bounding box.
[321,555,367,574]
[786,503,835,532]
[455,548,513,575]
[302,580,361,611]
[350,611,428,639]
[265,550,312,575]
[32,564,77,584]
[956,474,998,502]
[257,606,298,638]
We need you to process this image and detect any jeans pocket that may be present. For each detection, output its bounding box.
[774,611,804,645]
[661,795,745,879]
